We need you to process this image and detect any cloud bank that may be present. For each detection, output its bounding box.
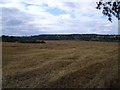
[0,0,118,36]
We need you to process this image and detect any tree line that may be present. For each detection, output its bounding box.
[1,34,120,43]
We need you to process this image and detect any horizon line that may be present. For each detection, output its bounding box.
[1,33,120,37]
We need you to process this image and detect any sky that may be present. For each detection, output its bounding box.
[0,0,119,36]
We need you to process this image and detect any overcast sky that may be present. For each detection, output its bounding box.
[0,0,118,36]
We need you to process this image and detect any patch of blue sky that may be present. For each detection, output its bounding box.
[42,4,48,7]
[22,2,35,7]
[40,4,49,10]
[46,7,67,16]
[22,2,40,10]
[22,2,35,10]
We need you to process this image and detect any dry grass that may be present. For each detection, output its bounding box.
[2,40,119,88]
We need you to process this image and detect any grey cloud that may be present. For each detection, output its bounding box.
[63,2,78,9]
[2,7,45,36]
[0,0,8,4]
[2,8,32,25]
[5,19,23,26]
[64,2,75,7]
[2,26,45,36]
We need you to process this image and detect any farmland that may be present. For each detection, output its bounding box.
[2,40,119,88]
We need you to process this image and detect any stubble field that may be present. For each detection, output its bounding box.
[2,40,119,88]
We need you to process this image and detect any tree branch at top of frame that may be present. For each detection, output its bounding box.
[96,0,120,22]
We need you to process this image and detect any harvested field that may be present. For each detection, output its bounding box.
[2,40,119,88]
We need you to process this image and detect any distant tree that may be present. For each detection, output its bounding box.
[96,0,120,22]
